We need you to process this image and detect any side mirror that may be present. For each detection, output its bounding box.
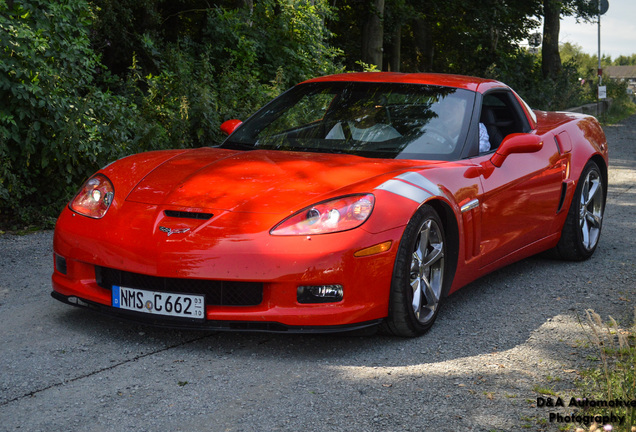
[220,119,243,136]
[490,133,543,167]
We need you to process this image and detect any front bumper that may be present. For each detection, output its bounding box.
[52,202,404,330]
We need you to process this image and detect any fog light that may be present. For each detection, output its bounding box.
[55,253,67,275]
[297,285,343,303]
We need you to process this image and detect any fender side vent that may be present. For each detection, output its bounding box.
[557,182,567,213]
[164,210,213,220]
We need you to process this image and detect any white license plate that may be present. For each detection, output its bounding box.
[112,286,205,319]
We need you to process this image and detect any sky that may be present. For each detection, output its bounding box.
[558,0,636,58]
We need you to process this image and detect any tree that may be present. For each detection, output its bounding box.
[383,0,410,72]
[401,0,540,74]
[541,0,597,79]
[1,0,343,227]
[361,0,386,67]
[0,0,142,224]
[330,0,539,73]
[542,0,562,78]
[613,54,636,66]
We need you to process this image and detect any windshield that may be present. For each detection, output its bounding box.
[221,82,476,161]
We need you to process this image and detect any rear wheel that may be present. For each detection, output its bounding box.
[552,160,605,260]
[383,205,449,337]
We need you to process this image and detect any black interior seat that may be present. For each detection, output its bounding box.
[480,106,504,150]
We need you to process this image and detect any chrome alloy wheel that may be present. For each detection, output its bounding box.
[578,167,604,251]
[409,218,445,324]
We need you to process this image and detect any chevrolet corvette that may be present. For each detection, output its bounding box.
[52,73,608,337]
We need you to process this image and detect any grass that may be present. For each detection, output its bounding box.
[573,309,636,432]
[546,375,563,383]
[0,225,45,236]
[599,98,636,125]
[533,385,557,396]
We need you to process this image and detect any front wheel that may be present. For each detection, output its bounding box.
[552,160,605,260]
[383,205,451,337]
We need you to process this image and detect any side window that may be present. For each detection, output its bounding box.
[479,92,529,153]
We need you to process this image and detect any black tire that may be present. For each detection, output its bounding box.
[551,160,605,261]
[383,204,451,337]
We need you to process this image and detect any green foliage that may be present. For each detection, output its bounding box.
[0,0,343,228]
[109,0,344,150]
[90,0,164,75]
[560,42,600,79]
[246,0,344,87]
[331,0,543,74]
[612,54,636,66]
[0,0,140,225]
[602,80,636,125]
[485,50,586,110]
[428,0,541,75]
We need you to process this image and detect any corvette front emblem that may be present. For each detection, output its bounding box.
[159,226,190,236]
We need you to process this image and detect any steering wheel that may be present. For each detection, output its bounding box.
[400,125,456,156]
[424,126,455,151]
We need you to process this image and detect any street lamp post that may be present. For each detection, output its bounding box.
[597,0,609,116]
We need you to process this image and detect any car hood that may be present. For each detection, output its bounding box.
[125,148,434,213]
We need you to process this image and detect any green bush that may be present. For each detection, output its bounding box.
[124,37,283,150]
[603,79,636,124]
[6,0,612,229]
[0,0,143,226]
[0,0,343,228]
[114,1,343,151]
[485,50,587,111]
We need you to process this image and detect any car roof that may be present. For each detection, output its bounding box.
[302,72,508,94]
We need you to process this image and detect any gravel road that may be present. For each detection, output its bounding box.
[1,115,635,432]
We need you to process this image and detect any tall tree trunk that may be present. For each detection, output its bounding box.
[361,0,385,68]
[243,0,254,26]
[387,25,401,72]
[413,18,434,72]
[542,0,562,79]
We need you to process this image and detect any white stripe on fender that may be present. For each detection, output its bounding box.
[375,179,432,203]
[394,171,441,196]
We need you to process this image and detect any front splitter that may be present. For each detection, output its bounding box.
[51,291,383,334]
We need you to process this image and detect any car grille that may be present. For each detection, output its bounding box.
[95,266,263,306]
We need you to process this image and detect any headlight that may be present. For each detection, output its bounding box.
[69,174,115,219]
[271,194,375,235]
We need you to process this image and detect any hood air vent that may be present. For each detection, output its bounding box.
[164,210,214,220]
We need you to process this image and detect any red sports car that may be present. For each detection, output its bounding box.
[52,73,608,337]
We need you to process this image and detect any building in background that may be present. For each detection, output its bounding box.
[604,65,636,93]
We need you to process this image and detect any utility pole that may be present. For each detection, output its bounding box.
[597,0,601,87]
[597,0,609,116]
